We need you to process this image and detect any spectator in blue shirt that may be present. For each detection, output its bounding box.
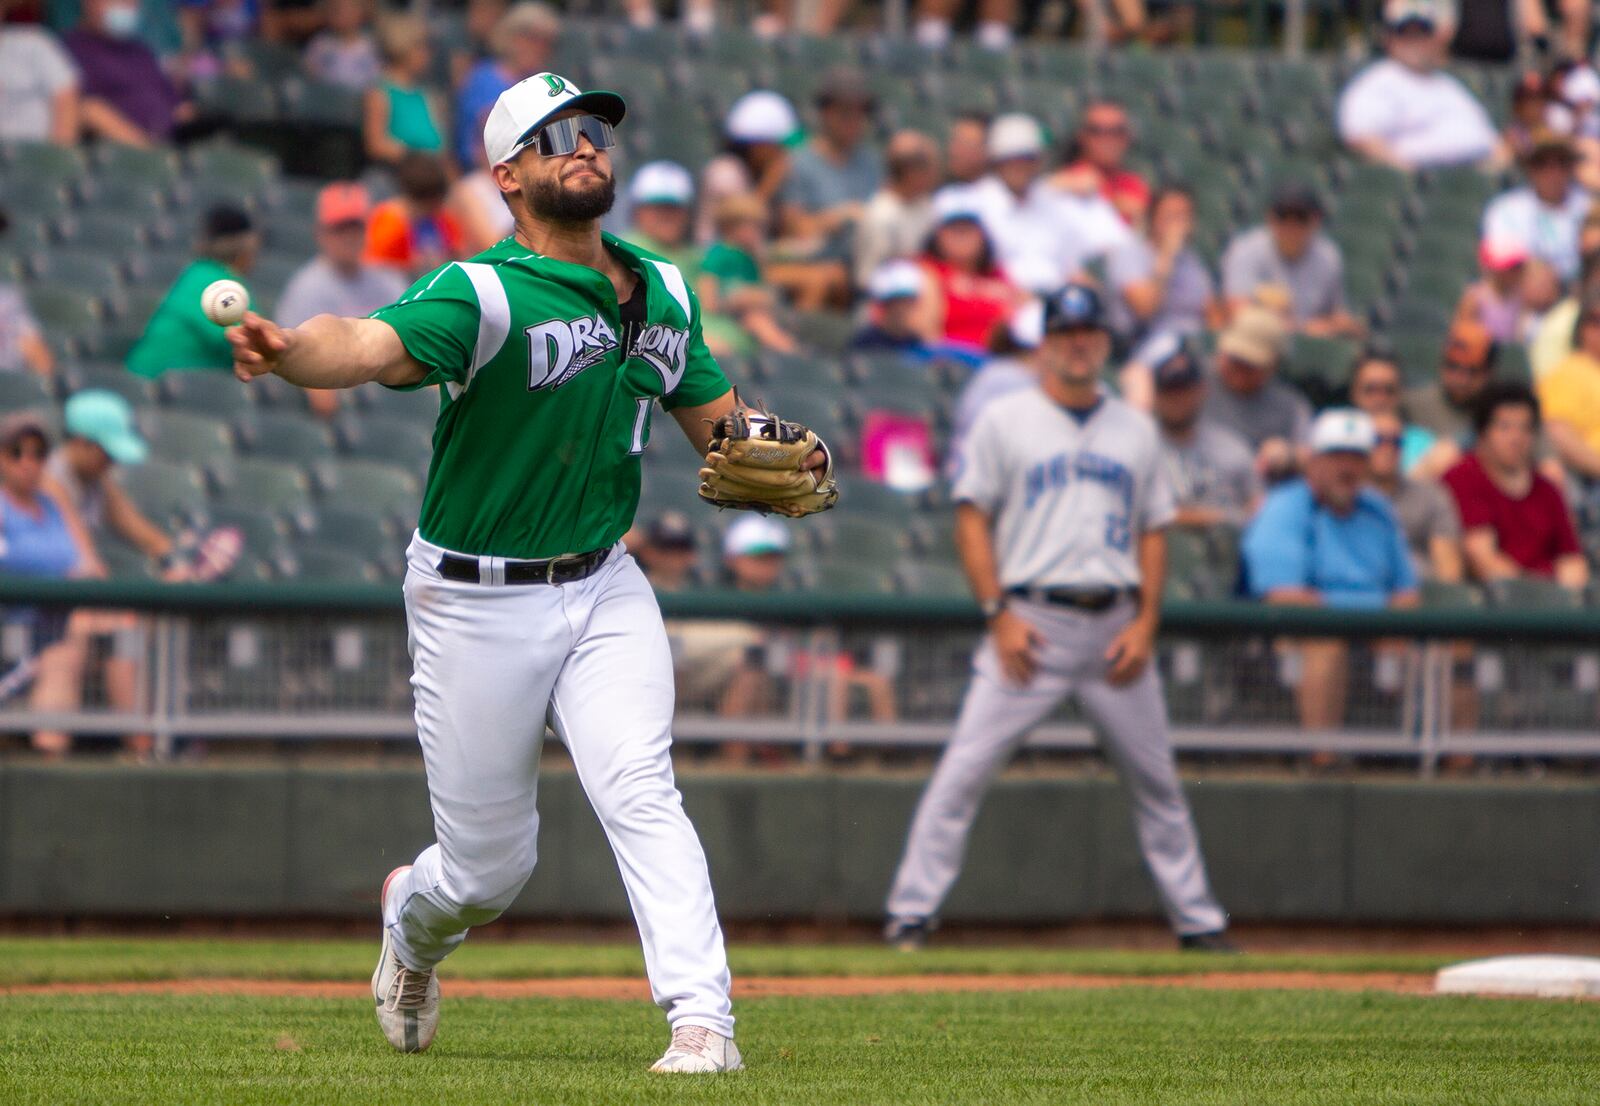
[451,2,560,171]
[1243,408,1420,733]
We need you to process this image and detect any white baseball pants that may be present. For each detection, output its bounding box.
[886,599,1227,936]
[385,533,734,1037]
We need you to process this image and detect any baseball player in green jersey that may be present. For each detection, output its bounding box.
[226,71,833,1074]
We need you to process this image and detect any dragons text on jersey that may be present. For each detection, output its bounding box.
[371,234,731,560]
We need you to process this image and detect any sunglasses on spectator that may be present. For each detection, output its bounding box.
[1083,123,1129,137]
[1374,433,1404,447]
[1356,381,1399,395]
[514,114,616,159]
[5,442,46,461]
[1442,358,1490,374]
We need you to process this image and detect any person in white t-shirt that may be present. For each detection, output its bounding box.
[935,113,1131,294]
[0,17,79,144]
[1482,130,1592,283]
[1338,0,1498,171]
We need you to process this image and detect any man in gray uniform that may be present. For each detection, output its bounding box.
[885,284,1232,952]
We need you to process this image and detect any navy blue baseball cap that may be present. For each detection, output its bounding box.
[1150,335,1204,390]
[1041,283,1105,333]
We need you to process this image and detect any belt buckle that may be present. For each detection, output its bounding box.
[544,557,563,585]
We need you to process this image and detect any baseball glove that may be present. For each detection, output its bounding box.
[698,409,839,518]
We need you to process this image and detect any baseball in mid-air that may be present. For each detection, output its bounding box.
[200,279,250,326]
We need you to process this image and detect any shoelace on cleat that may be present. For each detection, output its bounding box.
[382,955,434,1012]
[666,1025,715,1057]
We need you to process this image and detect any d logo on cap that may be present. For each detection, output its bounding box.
[542,74,567,97]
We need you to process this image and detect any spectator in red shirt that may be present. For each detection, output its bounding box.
[1442,382,1588,588]
[1050,101,1150,225]
[916,195,1020,356]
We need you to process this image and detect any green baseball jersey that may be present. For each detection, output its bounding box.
[372,234,731,559]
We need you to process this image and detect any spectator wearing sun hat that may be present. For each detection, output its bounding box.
[1204,303,1311,481]
[626,161,703,277]
[1482,129,1590,283]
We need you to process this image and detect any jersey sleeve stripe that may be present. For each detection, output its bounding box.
[455,261,512,393]
[645,258,692,323]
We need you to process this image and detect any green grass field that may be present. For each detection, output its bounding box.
[3,939,1598,1105]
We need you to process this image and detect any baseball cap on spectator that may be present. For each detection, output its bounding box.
[1558,64,1600,107]
[64,390,147,464]
[647,510,696,551]
[867,260,924,302]
[987,113,1045,162]
[483,71,626,166]
[202,204,254,242]
[1268,182,1323,219]
[1311,408,1377,455]
[316,182,371,227]
[629,161,694,207]
[1478,236,1529,271]
[1041,283,1104,333]
[1443,316,1493,365]
[1218,304,1288,367]
[930,189,985,226]
[814,66,876,111]
[1149,336,1204,390]
[1382,0,1444,30]
[724,90,799,145]
[724,514,790,557]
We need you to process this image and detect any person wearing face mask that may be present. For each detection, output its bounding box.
[64,0,188,146]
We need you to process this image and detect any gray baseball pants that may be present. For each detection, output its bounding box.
[886,598,1227,935]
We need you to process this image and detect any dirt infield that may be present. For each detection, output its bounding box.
[3,971,1439,1000]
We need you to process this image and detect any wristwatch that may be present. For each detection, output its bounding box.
[979,596,1006,621]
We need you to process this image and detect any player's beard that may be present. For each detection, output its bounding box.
[526,169,616,223]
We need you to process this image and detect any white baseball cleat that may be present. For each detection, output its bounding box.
[648,1025,744,1073]
[371,865,440,1054]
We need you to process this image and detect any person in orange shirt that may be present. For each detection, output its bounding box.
[1536,293,1600,481]
[364,152,465,277]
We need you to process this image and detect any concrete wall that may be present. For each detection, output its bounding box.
[2,764,1596,924]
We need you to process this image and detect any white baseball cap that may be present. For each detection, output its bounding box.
[629,160,694,206]
[988,113,1045,161]
[1311,408,1377,455]
[867,259,924,302]
[723,514,791,557]
[724,90,799,145]
[483,71,626,167]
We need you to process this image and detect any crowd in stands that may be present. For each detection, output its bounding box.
[9,0,1600,752]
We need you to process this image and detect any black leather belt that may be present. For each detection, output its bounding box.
[1005,585,1138,613]
[437,547,610,585]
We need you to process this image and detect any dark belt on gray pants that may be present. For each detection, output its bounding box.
[1005,585,1139,613]
[437,547,610,585]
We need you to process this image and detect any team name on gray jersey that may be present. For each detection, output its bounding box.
[952,387,1175,589]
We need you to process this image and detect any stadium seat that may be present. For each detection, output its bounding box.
[119,459,207,526]
[62,363,155,407]
[142,410,235,468]
[338,414,433,469]
[56,210,150,254]
[1485,578,1582,610]
[4,185,72,222]
[194,76,279,124]
[279,79,365,127]
[897,559,970,598]
[826,516,910,563]
[204,502,289,556]
[318,459,421,517]
[25,283,102,339]
[160,372,255,419]
[288,542,382,583]
[0,373,53,413]
[807,559,895,594]
[360,383,439,424]
[216,457,314,516]
[1421,580,1483,607]
[93,143,180,188]
[33,253,125,299]
[238,410,337,462]
[312,504,396,552]
[1,142,85,191]
[187,142,279,194]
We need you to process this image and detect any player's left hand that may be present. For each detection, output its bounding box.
[1104,621,1155,686]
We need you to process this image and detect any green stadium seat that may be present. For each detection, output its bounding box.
[1,142,85,190]
[98,536,153,579]
[897,559,969,598]
[312,503,396,552]
[339,414,434,468]
[142,409,234,467]
[216,457,314,515]
[56,210,150,253]
[835,476,920,521]
[0,373,52,412]
[120,459,207,525]
[187,142,279,193]
[807,559,895,594]
[827,516,909,563]
[26,283,102,337]
[319,459,421,517]
[34,253,124,299]
[80,178,169,221]
[204,502,289,555]
[1285,335,1361,406]
[4,185,72,222]
[1485,578,1582,610]
[62,363,155,407]
[195,76,278,124]
[93,143,179,187]
[359,383,439,424]
[280,79,364,127]
[289,542,381,583]
[160,371,254,418]
[239,410,337,462]
[1421,580,1484,607]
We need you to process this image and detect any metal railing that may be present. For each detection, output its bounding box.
[0,577,1597,773]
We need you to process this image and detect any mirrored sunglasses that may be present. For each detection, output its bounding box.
[516,114,616,159]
